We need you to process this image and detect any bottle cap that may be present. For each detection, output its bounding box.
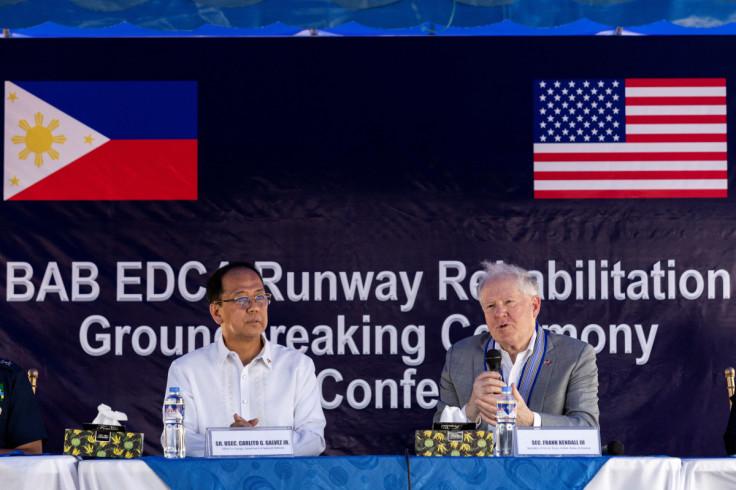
[501,386,512,393]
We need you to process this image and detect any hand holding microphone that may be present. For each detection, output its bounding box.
[466,349,505,425]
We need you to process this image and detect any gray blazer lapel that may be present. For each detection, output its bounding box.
[527,337,555,413]
[457,333,489,406]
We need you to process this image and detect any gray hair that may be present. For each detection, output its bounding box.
[476,261,539,301]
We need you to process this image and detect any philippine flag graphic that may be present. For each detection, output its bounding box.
[4,81,197,201]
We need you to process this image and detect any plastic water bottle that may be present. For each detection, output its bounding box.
[494,386,516,457]
[163,387,186,458]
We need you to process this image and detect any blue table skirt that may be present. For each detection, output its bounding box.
[409,456,609,489]
[143,455,610,490]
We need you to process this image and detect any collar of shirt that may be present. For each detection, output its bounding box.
[498,327,537,388]
[213,329,273,370]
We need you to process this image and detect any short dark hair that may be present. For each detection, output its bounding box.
[206,262,263,304]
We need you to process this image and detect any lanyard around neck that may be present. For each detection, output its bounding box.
[482,322,547,404]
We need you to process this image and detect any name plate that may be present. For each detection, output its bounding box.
[205,426,294,458]
[514,426,601,457]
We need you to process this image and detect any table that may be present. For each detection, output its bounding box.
[79,456,408,490]
[408,456,609,489]
[585,456,682,489]
[6,454,736,490]
[76,455,674,490]
[78,459,167,490]
[681,458,736,490]
[0,454,78,490]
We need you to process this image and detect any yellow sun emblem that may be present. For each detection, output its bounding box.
[11,112,67,167]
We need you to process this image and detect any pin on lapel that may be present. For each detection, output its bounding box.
[544,360,552,366]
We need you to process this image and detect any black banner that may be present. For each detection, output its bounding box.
[1,36,735,457]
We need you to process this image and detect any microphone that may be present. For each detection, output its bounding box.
[601,440,624,456]
[485,349,502,374]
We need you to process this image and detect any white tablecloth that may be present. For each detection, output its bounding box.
[14,455,736,490]
[681,457,736,490]
[585,456,682,490]
[78,459,169,490]
[0,455,79,490]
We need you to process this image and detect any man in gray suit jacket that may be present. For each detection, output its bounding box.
[434,262,599,428]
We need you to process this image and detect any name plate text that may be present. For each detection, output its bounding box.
[205,426,294,458]
[514,426,601,457]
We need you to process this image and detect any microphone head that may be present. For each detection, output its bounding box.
[485,349,502,373]
[605,440,625,456]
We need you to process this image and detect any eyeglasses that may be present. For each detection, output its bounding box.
[215,293,271,309]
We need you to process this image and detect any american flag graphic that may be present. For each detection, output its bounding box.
[533,78,727,198]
